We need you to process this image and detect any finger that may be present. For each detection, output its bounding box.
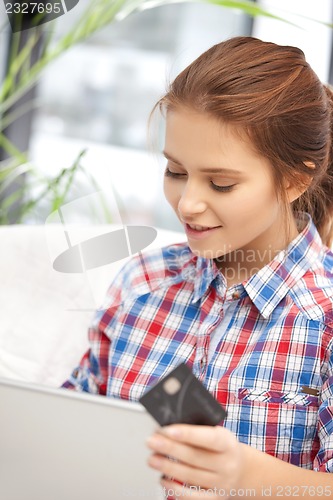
[147,433,217,472]
[158,424,235,453]
[161,477,218,499]
[148,452,217,490]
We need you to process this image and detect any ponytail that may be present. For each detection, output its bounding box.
[319,85,333,247]
[293,84,333,248]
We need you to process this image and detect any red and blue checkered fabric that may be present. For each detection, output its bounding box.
[63,213,333,473]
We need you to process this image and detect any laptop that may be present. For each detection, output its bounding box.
[0,377,165,500]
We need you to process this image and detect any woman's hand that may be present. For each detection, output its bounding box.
[146,424,245,499]
[147,424,333,500]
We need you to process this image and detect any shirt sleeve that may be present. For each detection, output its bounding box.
[61,259,131,395]
[60,245,169,394]
[313,334,333,473]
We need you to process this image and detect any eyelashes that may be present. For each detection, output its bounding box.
[164,167,236,193]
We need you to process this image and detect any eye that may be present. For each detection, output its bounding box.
[164,167,186,178]
[210,182,236,192]
[165,167,236,193]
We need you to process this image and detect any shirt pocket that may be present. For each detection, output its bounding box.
[238,387,319,407]
[232,387,319,465]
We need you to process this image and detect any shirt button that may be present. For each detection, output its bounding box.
[232,292,240,300]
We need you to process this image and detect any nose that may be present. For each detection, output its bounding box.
[177,180,207,220]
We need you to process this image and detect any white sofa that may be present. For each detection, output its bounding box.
[0,224,185,387]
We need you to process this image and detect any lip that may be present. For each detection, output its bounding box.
[184,223,222,240]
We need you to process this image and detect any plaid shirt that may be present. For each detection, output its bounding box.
[63,213,333,473]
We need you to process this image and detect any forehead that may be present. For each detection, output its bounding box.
[164,107,272,176]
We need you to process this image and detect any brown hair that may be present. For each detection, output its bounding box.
[154,36,333,248]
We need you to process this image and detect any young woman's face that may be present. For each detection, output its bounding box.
[163,107,295,262]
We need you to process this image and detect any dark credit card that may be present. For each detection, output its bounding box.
[139,363,227,426]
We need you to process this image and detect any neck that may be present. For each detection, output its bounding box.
[214,215,300,287]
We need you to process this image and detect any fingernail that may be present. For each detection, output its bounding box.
[148,455,163,469]
[162,426,182,439]
[146,435,164,448]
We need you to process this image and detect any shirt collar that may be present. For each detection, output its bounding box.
[244,213,323,318]
[191,213,324,318]
[192,257,220,303]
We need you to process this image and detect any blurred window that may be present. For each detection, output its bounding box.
[31,2,252,149]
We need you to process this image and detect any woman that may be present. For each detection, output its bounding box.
[63,37,333,498]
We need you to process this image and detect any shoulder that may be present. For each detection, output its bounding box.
[103,242,195,305]
[290,244,333,330]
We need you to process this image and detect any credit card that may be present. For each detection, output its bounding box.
[139,363,227,426]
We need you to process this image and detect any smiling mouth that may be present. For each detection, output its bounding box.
[185,223,221,232]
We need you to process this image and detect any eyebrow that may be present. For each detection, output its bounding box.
[162,151,245,176]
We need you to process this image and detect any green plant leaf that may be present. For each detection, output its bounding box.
[0,133,27,163]
[0,29,43,103]
[0,186,26,224]
[0,158,28,181]
[50,150,86,212]
[0,162,33,194]
[0,1,129,116]
[206,0,297,25]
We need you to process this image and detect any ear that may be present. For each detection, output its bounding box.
[303,161,316,170]
[285,162,315,203]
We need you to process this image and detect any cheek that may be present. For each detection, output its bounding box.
[232,182,278,217]
[163,179,179,209]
